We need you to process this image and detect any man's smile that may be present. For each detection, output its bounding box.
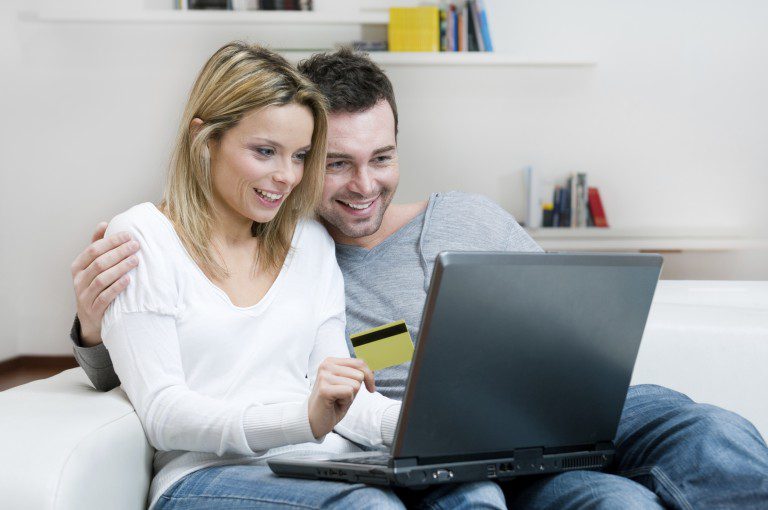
[336,195,380,216]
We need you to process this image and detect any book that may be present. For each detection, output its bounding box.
[231,0,258,9]
[544,174,607,229]
[450,4,458,51]
[439,1,448,51]
[587,187,609,227]
[469,1,484,52]
[575,172,588,227]
[552,186,562,227]
[389,7,441,52]
[476,0,494,51]
[542,202,554,227]
[189,0,228,9]
[524,166,541,228]
[566,175,576,227]
[430,2,494,52]
[553,186,571,227]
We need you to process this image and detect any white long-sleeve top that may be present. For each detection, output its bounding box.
[101,203,400,509]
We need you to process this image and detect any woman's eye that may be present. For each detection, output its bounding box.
[294,151,308,162]
[254,147,275,157]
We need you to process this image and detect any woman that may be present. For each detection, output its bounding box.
[101,42,403,509]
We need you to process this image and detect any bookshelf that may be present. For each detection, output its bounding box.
[526,228,768,253]
[282,52,596,67]
[19,10,388,25]
[18,10,597,67]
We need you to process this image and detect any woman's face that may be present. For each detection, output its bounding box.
[206,103,314,225]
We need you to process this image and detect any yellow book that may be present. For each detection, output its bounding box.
[388,7,440,52]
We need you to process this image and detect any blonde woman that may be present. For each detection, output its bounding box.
[101,43,403,509]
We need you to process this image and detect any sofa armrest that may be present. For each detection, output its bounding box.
[0,368,153,510]
[632,281,768,439]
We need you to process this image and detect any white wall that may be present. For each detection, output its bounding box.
[359,0,768,237]
[1,0,766,359]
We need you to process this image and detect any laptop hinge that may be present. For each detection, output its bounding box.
[392,457,418,468]
[513,447,544,470]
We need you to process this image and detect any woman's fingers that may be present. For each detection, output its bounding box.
[323,384,358,411]
[358,363,375,393]
[327,365,365,383]
[309,358,377,437]
[321,357,376,393]
[324,374,362,394]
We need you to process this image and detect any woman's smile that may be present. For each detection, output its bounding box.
[253,188,287,209]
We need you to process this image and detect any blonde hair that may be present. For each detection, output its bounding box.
[163,42,328,280]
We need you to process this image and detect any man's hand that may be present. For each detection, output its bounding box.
[71,223,140,347]
[307,358,375,439]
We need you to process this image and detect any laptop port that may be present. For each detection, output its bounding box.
[432,469,454,481]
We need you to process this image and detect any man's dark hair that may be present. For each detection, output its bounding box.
[298,48,398,135]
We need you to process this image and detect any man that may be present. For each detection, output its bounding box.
[70,49,768,509]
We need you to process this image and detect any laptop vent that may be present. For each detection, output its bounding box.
[561,455,604,470]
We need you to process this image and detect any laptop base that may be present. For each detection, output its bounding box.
[269,446,615,487]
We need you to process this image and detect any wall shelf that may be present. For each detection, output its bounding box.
[526,228,768,253]
[19,10,389,26]
[19,10,596,67]
[18,11,597,67]
[283,51,596,67]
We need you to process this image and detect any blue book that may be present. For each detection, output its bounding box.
[552,186,562,227]
[477,0,494,51]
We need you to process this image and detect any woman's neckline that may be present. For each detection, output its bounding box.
[146,203,299,313]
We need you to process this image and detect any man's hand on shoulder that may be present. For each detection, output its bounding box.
[71,222,140,347]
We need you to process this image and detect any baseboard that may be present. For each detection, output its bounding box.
[0,355,77,374]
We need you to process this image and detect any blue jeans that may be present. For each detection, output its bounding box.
[503,384,768,509]
[154,464,506,509]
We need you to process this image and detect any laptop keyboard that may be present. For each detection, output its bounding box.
[334,454,390,466]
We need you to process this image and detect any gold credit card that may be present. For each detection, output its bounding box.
[351,320,415,371]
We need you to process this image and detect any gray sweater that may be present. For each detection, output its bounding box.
[71,191,542,399]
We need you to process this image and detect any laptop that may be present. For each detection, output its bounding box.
[269,252,663,487]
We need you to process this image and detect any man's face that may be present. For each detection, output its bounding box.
[316,100,399,239]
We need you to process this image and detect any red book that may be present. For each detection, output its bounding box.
[588,187,609,227]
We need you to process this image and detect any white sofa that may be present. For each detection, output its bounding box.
[1,280,766,510]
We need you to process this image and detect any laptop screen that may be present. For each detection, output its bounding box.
[393,252,662,461]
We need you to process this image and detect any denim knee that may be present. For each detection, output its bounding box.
[333,485,405,510]
[684,403,764,442]
[458,481,506,509]
[505,470,663,510]
[627,384,692,404]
